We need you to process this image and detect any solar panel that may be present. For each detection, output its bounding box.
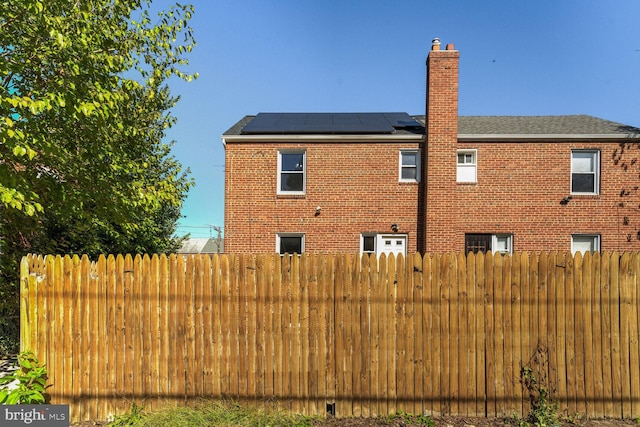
[241,112,421,134]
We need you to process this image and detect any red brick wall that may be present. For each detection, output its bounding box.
[224,141,422,253]
[432,140,640,253]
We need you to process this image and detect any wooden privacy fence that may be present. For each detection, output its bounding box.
[20,251,640,423]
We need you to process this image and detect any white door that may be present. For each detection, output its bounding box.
[376,234,407,257]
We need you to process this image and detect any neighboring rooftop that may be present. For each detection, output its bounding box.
[178,238,223,254]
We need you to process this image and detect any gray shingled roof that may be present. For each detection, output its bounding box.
[223,115,255,136]
[224,114,640,138]
[457,115,640,136]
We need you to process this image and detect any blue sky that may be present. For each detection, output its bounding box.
[158,0,640,238]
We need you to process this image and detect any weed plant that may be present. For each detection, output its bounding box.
[386,410,436,426]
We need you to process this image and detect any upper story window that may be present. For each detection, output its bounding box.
[278,150,306,194]
[457,149,477,183]
[571,234,600,255]
[571,150,599,195]
[399,149,420,182]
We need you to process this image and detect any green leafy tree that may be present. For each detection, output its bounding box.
[0,0,197,354]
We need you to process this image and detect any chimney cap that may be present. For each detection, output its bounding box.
[431,38,441,50]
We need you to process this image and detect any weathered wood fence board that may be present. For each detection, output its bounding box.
[20,251,640,423]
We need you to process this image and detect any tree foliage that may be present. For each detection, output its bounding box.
[0,0,197,353]
[1,0,196,252]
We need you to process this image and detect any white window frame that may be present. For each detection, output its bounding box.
[360,233,408,257]
[464,233,513,255]
[571,234,600,255]
[492,234,513,255]
[277,150,306,195]
[399,149,421,183]
[457,149,477,183]
[361,233,377,255]
[571,150,600,195]
[276,233,305,255]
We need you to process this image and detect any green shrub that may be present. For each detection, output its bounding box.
[0,351,50,404]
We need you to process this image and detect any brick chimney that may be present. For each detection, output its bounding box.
[424,38,460,252]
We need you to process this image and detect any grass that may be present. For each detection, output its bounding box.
[107,399,319,427]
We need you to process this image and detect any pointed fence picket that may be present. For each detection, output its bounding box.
[19,251,640,423]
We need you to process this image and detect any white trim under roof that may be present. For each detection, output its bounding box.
[222,133,424,145]
[458,133,640,141]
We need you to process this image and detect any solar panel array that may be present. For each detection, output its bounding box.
[241,112,421,134]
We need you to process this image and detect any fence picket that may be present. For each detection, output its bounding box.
[412,252,424,416]
[322,253,336,415]
[254,254,266,403]
[132,255,143,405]
[237,254,249,400]
[300,254,311,414]
[272,254,284,404]
[291,254,303,413]
[632,254,640,418]
[420,253,434,415]
[307,254,320,415]
[192,254,205,397]
[583,252,596,418]
[510,252,523,417]
[574,253,587,415]
[95,255,108,418]
[386,253,397,415]
[201,255,214,398]
[492,253,505,417]
[502,254,516,416]
[619,252,632,417]
[633,254,640,418]
[552,252,567,414]
[600,252,614,417]
[377,253,390,416]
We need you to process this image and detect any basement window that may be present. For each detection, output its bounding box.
[360,233,407,257]
[465,233,512,255]
[277,233,304,255]
[571,234,600,255]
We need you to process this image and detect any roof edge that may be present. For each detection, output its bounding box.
[222,134,424,144]
[458,133,640,141]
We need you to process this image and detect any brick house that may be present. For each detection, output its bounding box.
[222,39,640,256]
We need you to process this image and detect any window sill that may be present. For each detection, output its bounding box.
[277,194,306,200]
[457,181,477,185]
[570,194,599,199]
